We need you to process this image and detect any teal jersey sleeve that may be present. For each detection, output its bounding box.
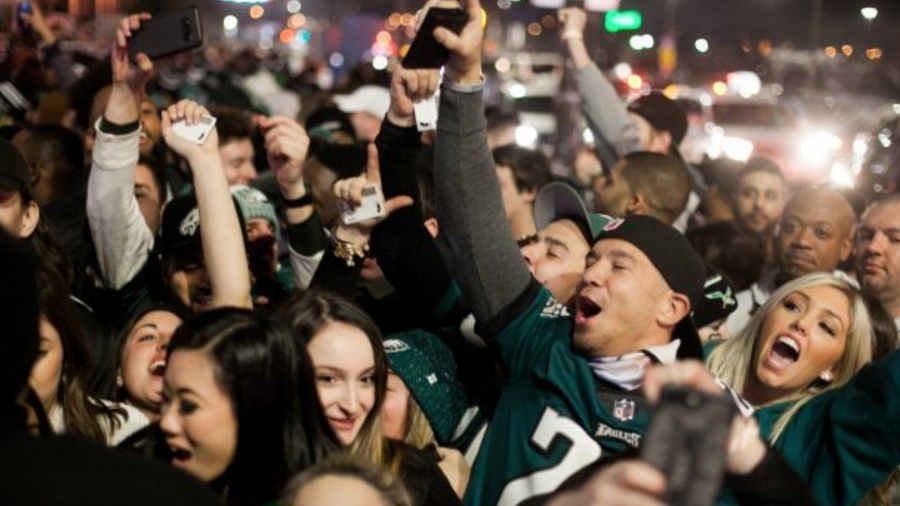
[750,349,900,506]
[464,288,654,506]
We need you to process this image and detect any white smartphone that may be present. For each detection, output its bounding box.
[172,114,217,144]
[339,184,386,225]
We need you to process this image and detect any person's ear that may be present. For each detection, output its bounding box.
[18,201,40,239]
[423,217,440,238]
[522,188,537,205]
[839,226,855,262]
[625,192,645,215]
[658,291,691,329]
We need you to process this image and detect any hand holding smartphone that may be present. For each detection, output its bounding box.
[127,7,204,63]
[640,386,736,506]
[402,3,469,69]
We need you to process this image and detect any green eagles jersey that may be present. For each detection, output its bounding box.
[463,287,654,506]
[742,348,900,506]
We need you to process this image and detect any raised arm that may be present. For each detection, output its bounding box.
[161,101,252,309]
[433,0,532,329]
[18,1,77,89]
[260,116,327,290]
[86,14,156,289]
[558,7,641,161]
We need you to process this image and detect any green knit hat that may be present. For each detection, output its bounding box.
[383,330,468,445]
[230,185,281,244]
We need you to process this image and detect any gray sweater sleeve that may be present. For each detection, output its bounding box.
[575,63,642,157]
[435,83,532,327]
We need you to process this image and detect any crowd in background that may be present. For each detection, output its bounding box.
[2,1,900,506]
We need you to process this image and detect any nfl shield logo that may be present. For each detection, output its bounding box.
[613,399,636,422]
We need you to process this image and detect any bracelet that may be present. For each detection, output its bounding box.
[330,227,369,267]
[282,186,314,209]
[561,30,584,41]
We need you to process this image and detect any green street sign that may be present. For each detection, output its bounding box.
[605,10,642,33]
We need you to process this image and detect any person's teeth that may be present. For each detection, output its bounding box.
[778,336,799,353]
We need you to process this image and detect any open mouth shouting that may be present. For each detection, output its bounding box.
[765,335,801,371]
[575,295,603,325]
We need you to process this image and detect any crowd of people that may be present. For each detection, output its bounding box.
[2,1,900,505]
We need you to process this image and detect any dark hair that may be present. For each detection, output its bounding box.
[280,290,389,442]
[282,454,413,506]
[209,106,255,146]
[492,144,553,195]
[115,302,189,408]
[14,125,84,203]
[167,308,337,506]
[36,265,125,441]
[687,221,767,292]
[620,151,690,225]
[737,157,786,186]
[137,156,168,209]
[861,293,898,361]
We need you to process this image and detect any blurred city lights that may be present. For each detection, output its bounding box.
[712,81,728,96]
[612,62,632,80]
[515,125,539,149]
[495,57,511,73]
[825,46,837,58]
[830,162,856,188]
[288,13,306,29]
[287,0,302,13]
[842,44,854,57]
[694,38,709,53]
[866,48,883,60]
[626,74,643,90]
[329,53,344,67]
[861,7,879,20]
[628,34,654,51]
[372,55,389,70]
[295,29,311,44]
[498,0,512,9]
[279,29,295,44]
[249,5,265,19]
[376,31,392,45]
[223,15,239,31]
[527,23,543,36]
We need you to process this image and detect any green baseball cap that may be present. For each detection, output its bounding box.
[534,181,613,242]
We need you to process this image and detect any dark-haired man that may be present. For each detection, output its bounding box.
[592,151,690,226]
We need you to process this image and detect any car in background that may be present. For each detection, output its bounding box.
[494,53,564,148]
[670,73,847,185]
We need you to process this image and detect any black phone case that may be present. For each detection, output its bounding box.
[640,387,737,506]
[128,7,204,63]
[402,8,468,69]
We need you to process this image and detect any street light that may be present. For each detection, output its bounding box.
[861,7,878,20]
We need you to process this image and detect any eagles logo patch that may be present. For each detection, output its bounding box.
[540,298,570,319]
[179,208,200,237]
[603,218,625,232]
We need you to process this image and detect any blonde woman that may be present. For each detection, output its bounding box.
[707,272,900,506]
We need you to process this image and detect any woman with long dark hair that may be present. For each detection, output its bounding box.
[29,265,142,445]
[282,290,461,506]
[159,307,337,506]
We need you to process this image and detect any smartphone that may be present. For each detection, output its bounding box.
[128,7,204,63]
[16,1,33,33]
[172,114,217,145]
[339,184,386,225]
[402,7,469,69]
[640,386,736,506]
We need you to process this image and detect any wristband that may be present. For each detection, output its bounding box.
[561,30,584,41]
[282,186,314,209]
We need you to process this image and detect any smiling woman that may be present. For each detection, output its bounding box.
[282,291,463,506]
[160,308,337,506]
[705,272,900,506]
